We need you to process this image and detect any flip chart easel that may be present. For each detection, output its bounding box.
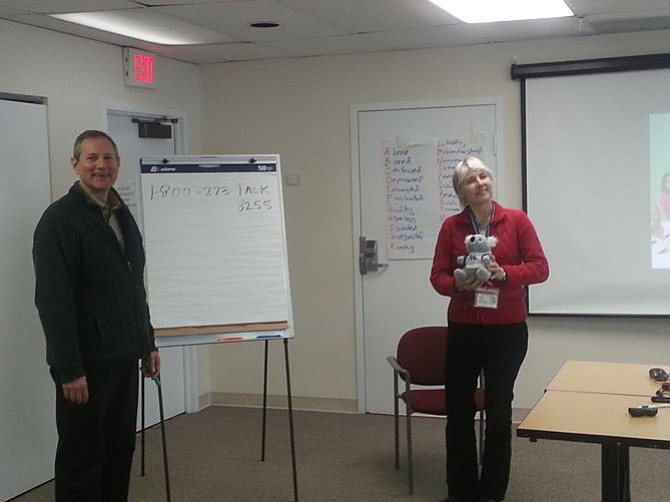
[139,155,292,336]
[137,155,298,501]
[139,341,298,502]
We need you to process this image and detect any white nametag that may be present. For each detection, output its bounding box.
[475,288,499,309]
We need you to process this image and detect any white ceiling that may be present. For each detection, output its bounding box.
[1,0,670,65]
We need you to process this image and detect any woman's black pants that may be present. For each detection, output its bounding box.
[445,322,528,502]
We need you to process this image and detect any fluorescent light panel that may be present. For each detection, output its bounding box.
[50,9,226,45]
[427,0,574,23]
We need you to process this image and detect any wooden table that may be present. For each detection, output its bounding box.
[517,361,670,502]
[545,360,661,397]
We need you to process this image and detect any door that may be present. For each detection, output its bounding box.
[107,111,186,427]
[1,95,55,500]
[352,101,498,414]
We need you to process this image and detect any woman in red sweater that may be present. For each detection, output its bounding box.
[430,156,549,502]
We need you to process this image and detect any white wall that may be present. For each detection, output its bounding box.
[0,19,202,498]
[199,31,670,411]
[2,16,670,421]
[0,20,201,198]
[0,17,205,392]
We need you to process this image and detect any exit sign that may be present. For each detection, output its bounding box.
[123,48,156,88]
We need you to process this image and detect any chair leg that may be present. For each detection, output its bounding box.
[393,373,400,469]
[406,404,413,495]
[478,408,485,465]
[478,370,486,465]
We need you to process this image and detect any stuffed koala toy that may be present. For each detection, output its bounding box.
[454,234,498,282]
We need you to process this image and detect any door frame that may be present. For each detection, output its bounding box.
[105,104,188,155]
[350,98,504,413]
[105,105,200,414]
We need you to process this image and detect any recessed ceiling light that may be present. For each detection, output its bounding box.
[250,21,281,28]
[427,0,574,23]
[50,9,226,45]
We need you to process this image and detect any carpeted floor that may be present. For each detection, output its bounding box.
[10,406,667,501]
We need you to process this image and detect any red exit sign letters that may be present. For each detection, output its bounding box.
[123,48,156,88]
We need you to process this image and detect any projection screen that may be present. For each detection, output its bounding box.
[514,55,670,317]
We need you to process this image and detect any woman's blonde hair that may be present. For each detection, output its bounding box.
[452,156,495,207]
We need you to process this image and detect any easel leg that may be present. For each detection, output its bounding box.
[284,339,299,502]
[261,340,269,462]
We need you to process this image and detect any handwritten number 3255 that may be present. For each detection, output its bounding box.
[239,200,272,211]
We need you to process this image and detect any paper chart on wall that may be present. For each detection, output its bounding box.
[384,137,485,260]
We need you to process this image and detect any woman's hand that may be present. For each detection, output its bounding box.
[488,258,507,283]
[454,276,484,292]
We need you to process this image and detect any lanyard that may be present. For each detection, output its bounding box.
[469,204,495,236]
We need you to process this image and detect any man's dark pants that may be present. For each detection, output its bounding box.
[52,361,139,502]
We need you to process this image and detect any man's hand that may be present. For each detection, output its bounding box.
[62,376,89,405]
[141,350,161,379]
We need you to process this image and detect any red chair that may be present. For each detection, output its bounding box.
[387,326,485,494]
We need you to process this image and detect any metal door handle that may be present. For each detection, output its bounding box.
[359,237,388,275]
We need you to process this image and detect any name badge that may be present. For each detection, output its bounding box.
[475,288,499,309]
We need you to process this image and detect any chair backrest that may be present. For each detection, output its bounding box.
[396,326,447,386]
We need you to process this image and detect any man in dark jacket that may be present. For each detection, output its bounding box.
[33,130,160,502]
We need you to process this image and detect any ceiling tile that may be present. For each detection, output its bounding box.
[155,1,347,41]
[0,0,138,14]
[277,0,459,32]
[1,0,669,64]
